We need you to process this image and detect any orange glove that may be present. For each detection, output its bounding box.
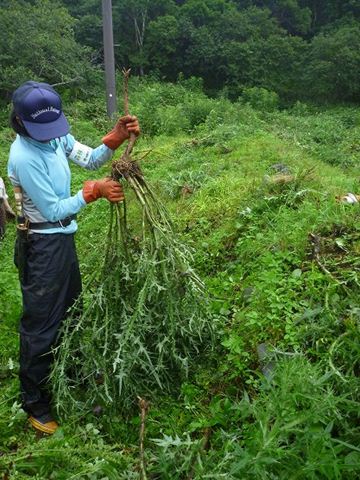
[102,115,140,150]
[83,178,124,204]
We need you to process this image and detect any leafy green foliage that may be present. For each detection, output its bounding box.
[1,0,360,102]
[241,86,280,111]
[52,146,216,415]
[147,357,360,479]
[0,0,95,99]
[1,80,360,477]
[304,23,360,101]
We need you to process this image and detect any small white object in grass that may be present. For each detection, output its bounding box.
[239,207,252,216]
[343,193,359,204]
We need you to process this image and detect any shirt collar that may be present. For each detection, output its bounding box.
[20,135,59,152]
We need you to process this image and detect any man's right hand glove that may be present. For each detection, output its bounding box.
[83,178,124,204]
[102,115,140,150]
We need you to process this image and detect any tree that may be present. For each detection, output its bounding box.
[269,0,312,35]
[304,23,360,101]
[181,0,234,26]
[145,15,181,79]
[0,0,94,99]
[112,0,177,75]
[297,1,360,33]
[59,0,103,51]
[25,0,360,103]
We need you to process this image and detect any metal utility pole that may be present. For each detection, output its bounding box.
[102,0,117,117]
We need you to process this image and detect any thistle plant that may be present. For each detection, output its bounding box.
[52,70,215,415]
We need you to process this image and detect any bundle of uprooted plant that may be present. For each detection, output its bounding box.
[52,70,215,415]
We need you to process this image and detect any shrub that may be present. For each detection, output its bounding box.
[241,87,280,112]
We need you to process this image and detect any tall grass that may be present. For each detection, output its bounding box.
[1,78,360,477]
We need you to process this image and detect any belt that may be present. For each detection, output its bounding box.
[28,215,77,230]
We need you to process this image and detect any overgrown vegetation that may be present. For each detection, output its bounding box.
[52,75,215,414]
[1,1,360,102]
[1,78,360,477]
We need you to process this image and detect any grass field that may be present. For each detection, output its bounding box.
[0,81,360,478]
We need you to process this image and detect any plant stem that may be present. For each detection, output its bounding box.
[138,396,150,480]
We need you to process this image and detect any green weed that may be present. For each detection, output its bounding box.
[1,80,360,477]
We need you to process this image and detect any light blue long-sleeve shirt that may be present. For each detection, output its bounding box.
[8,134,113,234]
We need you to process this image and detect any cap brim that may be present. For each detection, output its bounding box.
[22,112,70,141]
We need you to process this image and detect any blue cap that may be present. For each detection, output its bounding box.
[12,81,70,141]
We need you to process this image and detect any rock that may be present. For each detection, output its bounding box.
[256,343,276,380]
[269,163,291,174]
[93,405,103,417]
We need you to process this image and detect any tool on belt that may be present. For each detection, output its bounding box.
[14,186,76,230]
[14,186,29,280]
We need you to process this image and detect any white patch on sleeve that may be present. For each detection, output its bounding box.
[68,141,93,167]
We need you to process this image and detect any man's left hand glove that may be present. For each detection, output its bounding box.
[102,115,140,150]
[83,178,125,204]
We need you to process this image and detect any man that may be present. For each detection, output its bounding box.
[8,80,140,434]
[0,176,15,238]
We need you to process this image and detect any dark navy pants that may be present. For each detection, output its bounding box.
[16,232,82,417]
